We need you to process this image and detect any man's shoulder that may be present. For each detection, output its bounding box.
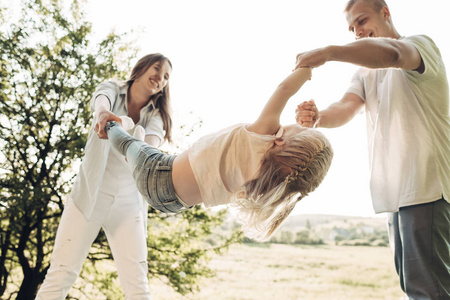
[402,34,436,47]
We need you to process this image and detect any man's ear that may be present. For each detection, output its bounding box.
[382,6,390,20]
[274,138,286,146]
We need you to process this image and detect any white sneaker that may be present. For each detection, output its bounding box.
[133,125,146,141]
[119,116,135,131]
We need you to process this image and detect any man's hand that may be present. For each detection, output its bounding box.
[295,100,320,128]
[295,47,330,70]
[94,111,122,139]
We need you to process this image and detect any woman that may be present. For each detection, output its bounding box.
[36,53,173,299]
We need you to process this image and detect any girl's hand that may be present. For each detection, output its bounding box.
[295,100,320,128]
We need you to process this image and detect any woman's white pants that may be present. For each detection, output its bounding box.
[36,192,151,299]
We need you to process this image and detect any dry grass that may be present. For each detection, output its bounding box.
[150,243,405,300]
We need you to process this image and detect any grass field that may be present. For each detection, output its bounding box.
[149,243,406,300]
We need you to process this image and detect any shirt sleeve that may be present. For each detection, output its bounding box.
[403,35,442,81]
[90,81,120,112]
[346,70,366,101]
[144,110,165,146]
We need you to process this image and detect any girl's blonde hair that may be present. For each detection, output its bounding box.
[232,129,333,241]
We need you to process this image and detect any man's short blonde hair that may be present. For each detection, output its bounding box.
[344,0,388,13]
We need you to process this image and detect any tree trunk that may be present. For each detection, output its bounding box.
[16,273,42,300]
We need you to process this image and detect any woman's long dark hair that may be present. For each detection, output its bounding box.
[126,53,173,143]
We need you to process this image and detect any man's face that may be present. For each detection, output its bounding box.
[346,0,391,39]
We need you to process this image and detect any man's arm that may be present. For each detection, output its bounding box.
[296,93,364,128]
[296,38,423,73]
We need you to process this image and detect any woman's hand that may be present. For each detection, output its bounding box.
[94,110,122,139]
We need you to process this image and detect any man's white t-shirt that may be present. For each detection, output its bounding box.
[347,35,449,213]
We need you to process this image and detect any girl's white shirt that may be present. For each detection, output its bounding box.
[188,124,283,207]
[347,35,449,213]
[70,81,164,222]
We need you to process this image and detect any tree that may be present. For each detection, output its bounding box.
[294,229,324,245]
[0,0,239,299]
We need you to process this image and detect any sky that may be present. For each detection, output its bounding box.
[76,0,450,217]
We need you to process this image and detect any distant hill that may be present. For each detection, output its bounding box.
[220,211,390,246]
[280,214,387,232]
[272,214,389,245]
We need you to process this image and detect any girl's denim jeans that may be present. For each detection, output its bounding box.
[106,121,187,213]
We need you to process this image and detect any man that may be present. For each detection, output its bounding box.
[295,0,450,299]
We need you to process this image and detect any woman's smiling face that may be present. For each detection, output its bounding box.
[135,60,172,96]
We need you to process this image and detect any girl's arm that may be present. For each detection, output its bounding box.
[95,95,160,146]
[247,67,312,135]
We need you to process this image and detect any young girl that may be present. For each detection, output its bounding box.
[105,67,333,241]
[37,53,173,299]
